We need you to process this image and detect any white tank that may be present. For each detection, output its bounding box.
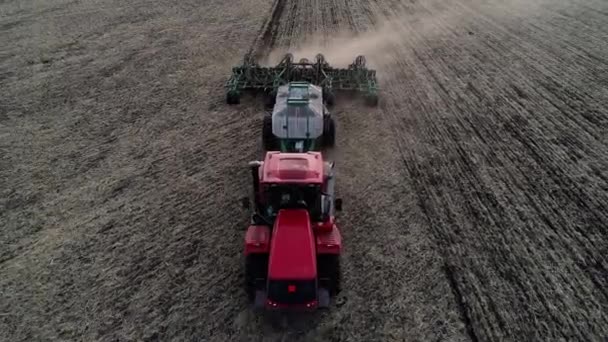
[271,82,326,140]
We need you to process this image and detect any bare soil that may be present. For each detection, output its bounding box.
[1,0,607,341]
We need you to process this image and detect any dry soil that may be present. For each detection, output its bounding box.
[1,0,607,341]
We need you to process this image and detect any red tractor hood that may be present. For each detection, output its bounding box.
[268,209,317,280]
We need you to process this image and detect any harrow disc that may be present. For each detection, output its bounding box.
[315,53,327,65]
[281,53,293,65]
[353,55,366,68]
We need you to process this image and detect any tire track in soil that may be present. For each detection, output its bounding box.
[323,3,471,338]
[450,0,608,294]
[249,0,288,59]
[354,2,485,341]
[4,0,606,341]
[365,0,608,340]
[0,0,277,340]
[235,0,472,341]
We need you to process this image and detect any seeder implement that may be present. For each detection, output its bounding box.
[226,53,379,106]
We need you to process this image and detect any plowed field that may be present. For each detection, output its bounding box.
[1,0,607,341]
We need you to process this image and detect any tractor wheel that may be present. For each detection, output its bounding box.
[333,258,342,295]
[365,94,378,107]
[227,91,240,105]
[323,116,336,147]
[262,116,277,151]
[245,254,268,301]
[318,254,341,295]
[264,91,277,109]
[324,90,335,107]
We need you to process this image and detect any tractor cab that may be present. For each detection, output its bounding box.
[246,151,339,227]
[262,82,336,153]
[242,151,342,310]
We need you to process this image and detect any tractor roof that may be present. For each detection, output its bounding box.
[261,152,324,184]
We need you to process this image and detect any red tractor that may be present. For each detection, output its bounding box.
[241,151,343,310]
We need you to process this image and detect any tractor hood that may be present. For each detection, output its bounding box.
[267,209,317,280]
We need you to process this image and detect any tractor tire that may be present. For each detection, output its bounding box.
[332,257,342,295]
[264,91,277,109]
[365,94,378,107]
[245,254,268,302]
[324,91,335,107]
[262,116,277,151]
[323,116,336,147]
[227,91,240,105]
[317,254,341,295]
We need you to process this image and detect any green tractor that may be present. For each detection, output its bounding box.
[226,53,379,152]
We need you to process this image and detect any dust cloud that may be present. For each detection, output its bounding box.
[268,22,402,67]
[265,0,551,71]
[265,20,406,70]
[264,4,468,69]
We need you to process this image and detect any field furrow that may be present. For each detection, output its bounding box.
[1,0,607,341]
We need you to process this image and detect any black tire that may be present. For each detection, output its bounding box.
[323,116,336,147]
[245,254,268,301]
[324,90,335,107]
[264,91,276,109]
[365,94,378,107]
[262,115,277,151]
[333,258,342,295]
[355,55,366,68]
[226,91,240,105]
[317,254,341,295]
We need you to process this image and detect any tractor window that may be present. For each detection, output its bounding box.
[263,184,322,221]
